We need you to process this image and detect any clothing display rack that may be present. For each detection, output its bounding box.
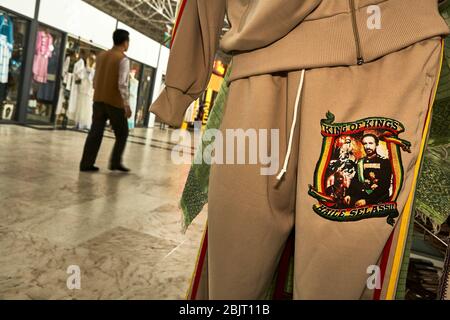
[415,220,449,247]
[438,236,450,300]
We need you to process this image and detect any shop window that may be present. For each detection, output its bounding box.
[135,65,155,128]
[27,26,64,123]
[0,9,29,122]
[181,60,228,129]
[128,60,157,130]
[55,37,103,130]
[154,74,166,128]
[128,60,142,130]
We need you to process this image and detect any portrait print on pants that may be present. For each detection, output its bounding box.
[309,112,412,226]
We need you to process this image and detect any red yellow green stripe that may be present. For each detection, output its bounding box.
[316,138,334,193]
[170,0,187,48]
[385,39,444,300]
[186,226,209,300]
[388,144,404,201]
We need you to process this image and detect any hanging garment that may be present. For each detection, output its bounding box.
[55,56,72,115]
[128,77,139,129]
[0,13,13,49]
[33,31,54,83]
[181,66,231,231]
[75,65,95,130]
[187,38,444,301]
[67,58,85,120]
[414,73,450,231]
[0,14,13,84]
[438,236,450,300]
[37,44,60,102]
[150,0,449,300]
[0,35,11,84]
[62,56,71,86]
[0,82,7,103]
[36,80,55,102]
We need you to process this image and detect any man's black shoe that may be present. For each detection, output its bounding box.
[80,166,100,172]
[109,165,131,173]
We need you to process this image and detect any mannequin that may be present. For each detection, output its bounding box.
[75,52,96,130]
[67,51,85,121]
[128,69,139,129]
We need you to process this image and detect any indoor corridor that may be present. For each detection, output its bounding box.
[0,124,206,299]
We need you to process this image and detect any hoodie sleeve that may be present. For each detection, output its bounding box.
[150,0,226,127]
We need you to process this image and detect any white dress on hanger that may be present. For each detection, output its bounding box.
[67,58,85,120]
[128,77,139,129]
[0,35,12,84]
[55,56,70,115]
[75,65,95,130]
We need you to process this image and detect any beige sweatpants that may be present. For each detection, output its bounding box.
[189,37,443,300]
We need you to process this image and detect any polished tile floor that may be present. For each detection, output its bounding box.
[0,125,206,300]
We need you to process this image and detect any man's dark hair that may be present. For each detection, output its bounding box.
[362,134,380,146]
[113,29,130,46]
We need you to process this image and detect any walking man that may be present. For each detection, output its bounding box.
[80,29,132,173]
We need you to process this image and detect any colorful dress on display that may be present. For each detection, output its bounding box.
[0,13,13,84]
[128,77,139,129]
[37,44,60,102]
[33,31,54,83]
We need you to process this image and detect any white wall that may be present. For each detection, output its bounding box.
[0,0,36,18]
[158,46,170,75]
[38,0,116,48]
[149,45,170,127]
[117,22,161,68]
[38,1,163,67]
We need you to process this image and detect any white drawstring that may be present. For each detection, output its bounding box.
[277,69,306,181]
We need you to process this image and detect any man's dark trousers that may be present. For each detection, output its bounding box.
[80,102,129,169]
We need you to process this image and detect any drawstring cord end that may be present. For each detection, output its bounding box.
[275,69,306,183]
[277,168,287,181]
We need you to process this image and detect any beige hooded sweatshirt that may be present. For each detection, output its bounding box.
[150,0,449,127]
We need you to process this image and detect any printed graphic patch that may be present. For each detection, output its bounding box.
[308,112,411,226]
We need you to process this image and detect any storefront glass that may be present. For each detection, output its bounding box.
[135,65,155,128]
[55,36,103,130]
[181,60,227,128]
[128,60,142,130]
[0,9,29,122]
[27,25,64,123]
